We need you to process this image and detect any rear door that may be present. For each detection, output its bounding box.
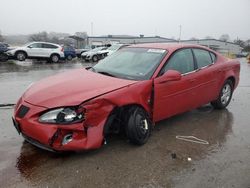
[42,43,59,57]
[153,48,198,122]
[191,48,218,106]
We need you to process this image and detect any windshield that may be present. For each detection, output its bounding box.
[92,47,167,80]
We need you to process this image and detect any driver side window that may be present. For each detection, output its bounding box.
[162,49,195,74]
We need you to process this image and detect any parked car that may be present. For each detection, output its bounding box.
[7,42,65,63]
[97,44,128,59]
[75,48,90,58]
[81,47,107,62]
[12,43,240,152]
[0,42,9,62]
[63,45,76,60]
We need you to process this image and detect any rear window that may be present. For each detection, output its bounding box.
[193,49,213,68]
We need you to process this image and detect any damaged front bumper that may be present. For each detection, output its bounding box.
[13,99,112,152]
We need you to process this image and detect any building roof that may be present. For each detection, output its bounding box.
[130,43,211,51]
[181,38,240,46]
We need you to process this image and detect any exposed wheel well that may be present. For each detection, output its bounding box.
[50,53,60,58]
[15,50,27,57]
[103,104,149,137]
[227,76,235,88]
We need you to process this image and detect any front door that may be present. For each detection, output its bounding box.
[26,43,43,57]
[153,48,198,122]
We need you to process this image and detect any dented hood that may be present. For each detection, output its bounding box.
[23,68,137,108]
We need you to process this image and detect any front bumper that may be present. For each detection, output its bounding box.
[13,99,109,152]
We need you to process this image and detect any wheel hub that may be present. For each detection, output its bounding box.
[221,84,231,105]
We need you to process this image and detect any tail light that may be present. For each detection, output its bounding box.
[61,47,64,52]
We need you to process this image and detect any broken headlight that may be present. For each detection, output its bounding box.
[39,107,84,124]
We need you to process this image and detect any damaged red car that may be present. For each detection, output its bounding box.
[12,43,240,152]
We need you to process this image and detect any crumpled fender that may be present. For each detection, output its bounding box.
[81,79,153,147]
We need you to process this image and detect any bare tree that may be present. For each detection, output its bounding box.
[219,34,230,42]
[205,36,214,39]
[233,38,245,47]
[29,31,49,42]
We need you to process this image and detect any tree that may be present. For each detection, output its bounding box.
[205,36,214,39]
[243,39,250,52]
[29,31,49,42]
[233,39,245,47]
[219,34,230,42]
[189,37,198,40]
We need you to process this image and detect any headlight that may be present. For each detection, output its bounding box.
[39,107,84,124]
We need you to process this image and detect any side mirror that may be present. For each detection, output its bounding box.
[156,70,181,84]
[27,46,32,48]
[164,70,182,81]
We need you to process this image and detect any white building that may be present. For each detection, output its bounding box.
[181,39,243,57]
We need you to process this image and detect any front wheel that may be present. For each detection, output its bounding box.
[16,51,26,61]
[126,107,152,145]
[211,80,233,109]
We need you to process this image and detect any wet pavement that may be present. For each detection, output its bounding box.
[0,59,250,188]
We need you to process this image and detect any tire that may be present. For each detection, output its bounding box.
[126,106,152,145]
[0,53,8,62]
[67,55,72,61]
[50,54,60,63]
[92,55,98,62]
[211,80,233,109]
[16,51,26,61]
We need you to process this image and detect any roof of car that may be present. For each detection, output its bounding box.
[129,43,210,51]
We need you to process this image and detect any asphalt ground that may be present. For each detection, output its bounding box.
[0,59,249,188]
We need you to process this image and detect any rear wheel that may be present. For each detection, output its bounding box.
[67,55,72,61]
[211,80,233,109]
[16,51,26,61]
[50,54,59,63]
[126,106,152,145]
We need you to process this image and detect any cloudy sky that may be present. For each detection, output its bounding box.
[0,0,249,40]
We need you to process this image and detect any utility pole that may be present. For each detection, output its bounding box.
[178,25,182,42]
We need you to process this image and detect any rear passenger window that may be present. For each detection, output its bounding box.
[162,49,195,74]
[193,49,213,68]
[42,44,58,49]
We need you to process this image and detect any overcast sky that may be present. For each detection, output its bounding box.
[0,0,249,40]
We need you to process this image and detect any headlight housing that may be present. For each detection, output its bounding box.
[39,107,85,124]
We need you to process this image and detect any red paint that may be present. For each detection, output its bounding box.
[13,43,240,151]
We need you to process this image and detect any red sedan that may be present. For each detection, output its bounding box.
[13,43,240,152]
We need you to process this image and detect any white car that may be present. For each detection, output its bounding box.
[7,42,65,63]
[81,47,107,62]
[97,44,128,58]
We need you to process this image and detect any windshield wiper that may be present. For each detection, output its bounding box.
[97,71,116,78]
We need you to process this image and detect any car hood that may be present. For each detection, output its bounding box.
[23,68,137,108]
